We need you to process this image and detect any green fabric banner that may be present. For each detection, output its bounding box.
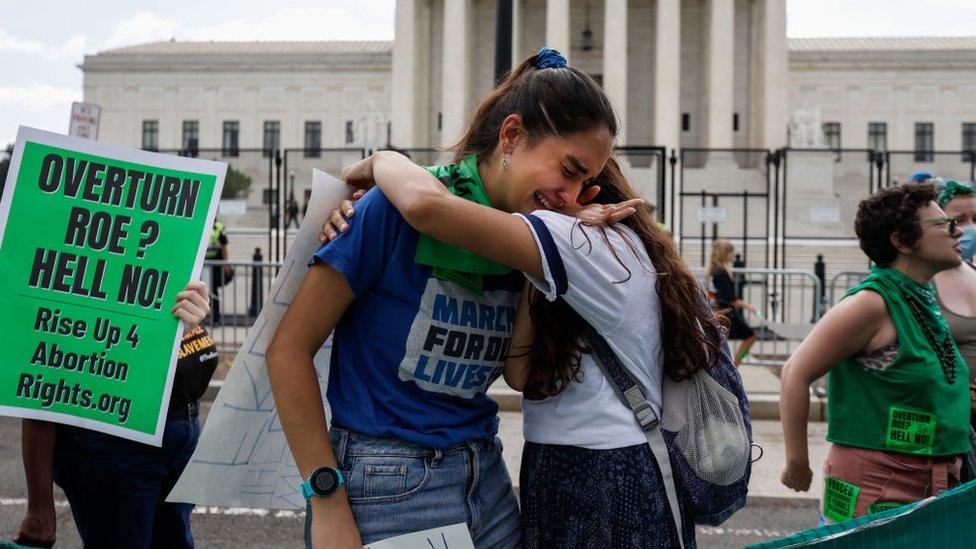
[747,479,976,548]
[0,127,224,445]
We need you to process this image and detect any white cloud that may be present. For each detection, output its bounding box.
[0,29,45,54]
[183,6,394,42]
[0,29,85,60]
[787,0,976,37]
[0,85,80,144]
[0,85,79,110]
[92,4,394,55]
[98,11,179,51]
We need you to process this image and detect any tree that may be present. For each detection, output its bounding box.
[222,164,252,199]
[0,145,11,197]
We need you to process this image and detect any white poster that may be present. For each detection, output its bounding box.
[168,169,349,508]
[365,523,475,549]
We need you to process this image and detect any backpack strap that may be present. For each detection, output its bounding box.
[581,323,686,549]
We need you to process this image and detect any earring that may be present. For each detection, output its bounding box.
[501,153,510,171]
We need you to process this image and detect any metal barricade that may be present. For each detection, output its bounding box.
[827,270,871,307]
[202,259,282,353]
[692,267,822,368]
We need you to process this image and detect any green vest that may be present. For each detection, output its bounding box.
[826,275,970,456]
[206,222,224,260]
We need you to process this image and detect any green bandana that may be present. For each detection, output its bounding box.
[870,267,946,335]
[415,154,512,294]
[867,266,959,382]
[937,180,975,208]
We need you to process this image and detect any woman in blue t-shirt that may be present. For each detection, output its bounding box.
[267,48,629,548]
[337,150,721,548]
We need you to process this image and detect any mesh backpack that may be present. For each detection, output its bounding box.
[582,306,753,549]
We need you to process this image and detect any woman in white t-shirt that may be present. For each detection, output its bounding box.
[337,151,723,548]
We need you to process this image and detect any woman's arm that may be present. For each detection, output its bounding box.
[18,419,57,546]
[365,151,544,277]
[266,264,360,548]
[503,282,535,391]
[343,151,639,280]
[779,290,888,491]
[712,269,757,313]
[730,299,758,313]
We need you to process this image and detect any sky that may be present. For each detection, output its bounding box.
[2,0,976,147]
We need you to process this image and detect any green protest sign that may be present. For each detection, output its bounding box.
[0,127,224,445]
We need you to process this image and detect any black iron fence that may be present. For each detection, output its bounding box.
[673,148,774,269]
[156,143,973,317]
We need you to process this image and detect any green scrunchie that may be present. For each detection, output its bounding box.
[937,180,976,207]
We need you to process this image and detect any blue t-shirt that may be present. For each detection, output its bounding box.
[311,188,524,449]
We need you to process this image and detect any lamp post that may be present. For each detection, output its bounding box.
[581,2,594,51]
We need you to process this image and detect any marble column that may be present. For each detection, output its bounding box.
[546,0,571,60]
[704,0,734,149]
[757,0,788,148]
[653,0,681,151]
[441,0,471,147]
[391,0,419,147]
[512,0,523,67]
[603,0,628,143]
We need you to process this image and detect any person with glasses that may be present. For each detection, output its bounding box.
[931,181,976,475]
[779,183,969,523]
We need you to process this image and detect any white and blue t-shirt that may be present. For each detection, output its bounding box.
[516,210,665,450]
[311,188,524,449]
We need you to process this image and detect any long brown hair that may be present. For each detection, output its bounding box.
[519,157,726,399]
[452,50,617,164]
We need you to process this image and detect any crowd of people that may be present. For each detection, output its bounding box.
[7,46,976,549]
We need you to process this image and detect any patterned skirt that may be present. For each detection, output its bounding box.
[519,441,697,549]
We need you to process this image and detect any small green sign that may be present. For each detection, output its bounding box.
[0,127,224,445]
[824,477,860,523]
[868,501,903,514]
[885,406,936,454]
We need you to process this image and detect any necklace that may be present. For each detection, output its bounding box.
[906,297,958,384]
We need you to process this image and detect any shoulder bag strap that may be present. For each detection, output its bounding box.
[581,323,686,549]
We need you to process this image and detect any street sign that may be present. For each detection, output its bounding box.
[68,102,101,140]
[696,206,727,223]
[809,206,841,224]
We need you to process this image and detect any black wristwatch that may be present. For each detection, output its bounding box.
[300,466,346,500]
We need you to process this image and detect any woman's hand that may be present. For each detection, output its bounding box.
[171,281,210,329]
[570,199,645,226]
[17,506,56,548]
[341,155,376,191]
[319,154,381,242]
[780,460,813,492]
[312,505,363,549]
[309,499,362,549]
[319,189,366,243]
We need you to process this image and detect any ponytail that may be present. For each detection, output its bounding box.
[452,47,618,164]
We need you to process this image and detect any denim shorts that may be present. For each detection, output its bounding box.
[520,441,697,549]
[304,427,521,548]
